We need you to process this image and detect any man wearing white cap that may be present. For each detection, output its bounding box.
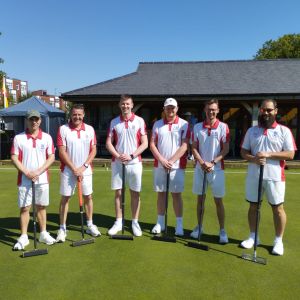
[150,98,190,236]
[11,110,56,250]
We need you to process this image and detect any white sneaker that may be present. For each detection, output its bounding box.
[190,225,203,239]
[219,230,228,244]
[151,223,165,234]
[108,222,122,236]
[39,231,56,245]
[240,237,260,249]
[175,225,184,236]
[132,222,142,237]
[272,240,284,256]
[13,235,29,251]
[86,224,101,237]
[56,229,67,243]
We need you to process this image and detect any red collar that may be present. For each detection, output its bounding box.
[69,122,86,131]
[26,128,43,140]
[120,113,135,122]
[164,115,179,125]
[203,119,219,129]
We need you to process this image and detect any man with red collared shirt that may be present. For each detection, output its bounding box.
[191,99,230,244]
[150,98,189,236]
[11,110,56,250]
[241,99,296,256]
[56,104,100,242]
[106,94,148,237]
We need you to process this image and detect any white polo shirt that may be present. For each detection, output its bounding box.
[11,129,54,186]
[241,122,297,181]
[107,113,147,164]
[152,116,190,169]
[193,119,229,171]
[57,122,97,175]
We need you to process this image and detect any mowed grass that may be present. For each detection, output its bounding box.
[0,166,300,300]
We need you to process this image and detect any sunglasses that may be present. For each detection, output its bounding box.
[260,108,275,113]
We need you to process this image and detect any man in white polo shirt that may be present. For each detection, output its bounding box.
[56,104,100,242]
[190,99,230,244]
[106,94,148,236]
[11,110,56,250]
[150,98,189,236]
[241,99,296,256]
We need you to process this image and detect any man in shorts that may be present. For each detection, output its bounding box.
[150,98,189,236]
[11,110,56,250]
[190,99,229,244]
[241,99,296,255]
[106,94,148,237]
[56,104,100,242]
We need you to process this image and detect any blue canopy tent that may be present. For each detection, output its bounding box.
[0,96,65,158]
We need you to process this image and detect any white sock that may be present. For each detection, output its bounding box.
[157,215,165,226]
[20,233,28,239]
[116,218,122,225]
[176,217,183,227]
[40,230,47,235]
[132,219,138,224]
[60,224,66,231]
[275,236,283,243]
[220,228,226,234]
[87,220,93,227]
[250,232,257,240]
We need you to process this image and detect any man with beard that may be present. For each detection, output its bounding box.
[240,99,296,255]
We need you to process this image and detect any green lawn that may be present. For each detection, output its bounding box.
[0,166,300,299]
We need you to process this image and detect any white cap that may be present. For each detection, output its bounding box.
[164,98,178,107]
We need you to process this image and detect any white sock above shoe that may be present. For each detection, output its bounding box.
[116,218,122,226]
[249,232,257,240]
[274,236,283,243]
[60,224,66,231]
[87,220,93,227]
[157,215,165,226]
[132,219,139,224]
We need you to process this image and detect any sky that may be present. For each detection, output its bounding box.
[1,0,300,96]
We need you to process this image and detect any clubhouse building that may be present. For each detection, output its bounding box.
[61,59,300,158]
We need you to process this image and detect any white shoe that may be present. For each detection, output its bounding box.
[39,231,56,245]
[175,225,184,236]
[56,229,67,243]
[240,237,260,249]
[13,235,29,251]
[151,223,165,234]
[219,230,228,244]
[86,224,101,237]
[190,225,203,239]
[108,222,122,236]
[132,222,142,237]
[272,240,284,256]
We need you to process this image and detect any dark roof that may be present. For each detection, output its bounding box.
[62,59,300,97]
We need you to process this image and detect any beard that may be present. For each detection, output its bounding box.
[258,114,276,128]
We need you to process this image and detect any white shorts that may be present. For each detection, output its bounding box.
[18,184,49,208]
[153,168,185,193]
[193,168,225,198]
[60,172,93,196]
[111,162,142,192]
[246,177,285,205]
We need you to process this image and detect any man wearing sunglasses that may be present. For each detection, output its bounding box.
[240,99,296,255]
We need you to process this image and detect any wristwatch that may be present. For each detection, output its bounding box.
[211,160,216,165]
[130,154,134,160]
[84,163,89,168]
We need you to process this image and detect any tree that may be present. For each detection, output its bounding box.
[254,33,300,59]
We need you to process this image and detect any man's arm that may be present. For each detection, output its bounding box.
[11,153,55,182]
[150,135,173,169]
[131,134,148,159]
[106,135,121,159]
[168,138,188,165]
